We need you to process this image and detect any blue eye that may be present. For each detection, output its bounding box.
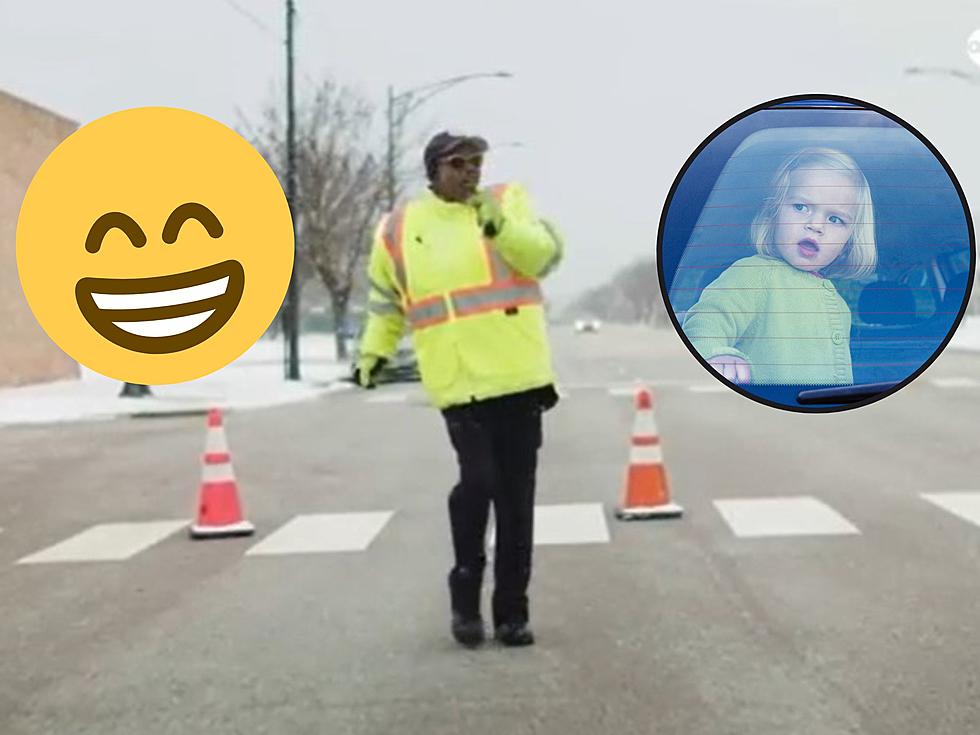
[793,203,807,212]
[829,215,845,225]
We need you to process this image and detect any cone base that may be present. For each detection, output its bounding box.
[189,520,255,539]
[615,503,684,521]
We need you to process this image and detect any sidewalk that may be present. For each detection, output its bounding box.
[0,334,353,427]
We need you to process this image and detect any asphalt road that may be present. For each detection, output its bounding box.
[2,324,980,734]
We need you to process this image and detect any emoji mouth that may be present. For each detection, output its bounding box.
[75,261,246,354]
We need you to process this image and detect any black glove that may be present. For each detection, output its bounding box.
[351,356,388,389]
[538,384,560,411]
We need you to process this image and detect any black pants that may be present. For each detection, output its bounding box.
[442,390,547,627]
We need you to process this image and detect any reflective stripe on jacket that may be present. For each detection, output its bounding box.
[360,182,563,408]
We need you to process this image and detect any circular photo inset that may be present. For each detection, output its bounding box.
[658,94,975,412]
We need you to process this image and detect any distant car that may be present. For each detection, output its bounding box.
[349,328,420,383]
[574,318,602,333]
[659,96,972,410]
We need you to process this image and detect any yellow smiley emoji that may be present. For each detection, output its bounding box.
[16,107,293,384]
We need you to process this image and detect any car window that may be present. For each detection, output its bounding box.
[662,106,972,410]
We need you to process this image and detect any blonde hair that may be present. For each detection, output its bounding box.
[750,147,877,280]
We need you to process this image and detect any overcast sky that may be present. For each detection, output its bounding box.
[3,0,980,304]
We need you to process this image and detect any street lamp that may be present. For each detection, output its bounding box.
[385,71,513,210]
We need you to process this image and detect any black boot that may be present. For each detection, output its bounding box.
[448,566,485,647]
[494,621,535,647]
[451,613,485,647]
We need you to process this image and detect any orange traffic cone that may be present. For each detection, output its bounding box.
[615,386,683,520]
[189,408,255,539]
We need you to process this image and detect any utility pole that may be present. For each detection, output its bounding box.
[283,0,300,380]
[384,72,512,212]
[386,85,396,212]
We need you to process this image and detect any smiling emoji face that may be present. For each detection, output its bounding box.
[16,107,293,384]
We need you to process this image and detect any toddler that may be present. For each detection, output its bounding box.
[683,147,877,385]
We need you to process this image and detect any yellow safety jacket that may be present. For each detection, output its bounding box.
[360,182,563,409]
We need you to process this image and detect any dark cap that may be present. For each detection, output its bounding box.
[423,132,488,179]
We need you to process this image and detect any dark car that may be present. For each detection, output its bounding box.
[659,96,974,411]
[349,326,420,384]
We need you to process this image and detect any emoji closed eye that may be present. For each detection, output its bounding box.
[162,202,224,244]
[85,212,147,253]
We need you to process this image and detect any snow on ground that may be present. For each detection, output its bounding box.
[0,334,353,427]
[948,315,980,352]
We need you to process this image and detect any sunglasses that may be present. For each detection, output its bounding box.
[441,154,483,170]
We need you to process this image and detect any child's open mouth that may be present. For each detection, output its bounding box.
[797,238,820,260]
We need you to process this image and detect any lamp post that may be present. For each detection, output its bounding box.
[385,71,512,211]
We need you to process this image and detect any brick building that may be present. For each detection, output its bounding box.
[0,90,79,386]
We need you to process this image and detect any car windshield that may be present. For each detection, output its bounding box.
[663,110,972,409]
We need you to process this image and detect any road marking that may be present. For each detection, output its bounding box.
[689,383,731,394]
[930,377,980,389]
[713,497,860,538]
[17,521,188,564]
[245,511,393,555]
[921,492,980,528]
[490,503,610,546]
[607,380,693,396]
[366,393,409,404]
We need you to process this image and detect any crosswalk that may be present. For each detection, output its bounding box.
[8,492,980,566]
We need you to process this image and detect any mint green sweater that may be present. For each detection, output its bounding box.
[682,255,853,385]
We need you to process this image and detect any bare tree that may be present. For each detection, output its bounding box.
[564,256,669,326]
[614,258,665,325]
[244,78,385,361]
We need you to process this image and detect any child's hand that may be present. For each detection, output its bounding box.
[707,355,751,384]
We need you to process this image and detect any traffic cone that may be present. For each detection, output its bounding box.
[189,408,255,539]
[615,387,683,520]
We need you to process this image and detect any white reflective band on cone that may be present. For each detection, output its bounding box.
[630,444,664,464]
[205,428,229,454]
[190,520,255,537]
[632,412,658,437]
[616,502,683,519]
[202,462,236,483]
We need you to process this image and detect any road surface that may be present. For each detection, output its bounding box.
[2,324,979,734]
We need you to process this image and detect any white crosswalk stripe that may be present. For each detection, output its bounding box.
[17,520,188,564]
[689,383,731,394]
[244,512,394,555]
[490,503,610,546]
[921,492,980,528]
[930,377,980,389]
[714,497,860,538]
[607,380,690,397]
[366,393,409,404]
[608,385,640,397]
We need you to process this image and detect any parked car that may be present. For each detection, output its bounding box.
[349,325,420,384]
[574,318,602,333]
[659,96,973,411]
